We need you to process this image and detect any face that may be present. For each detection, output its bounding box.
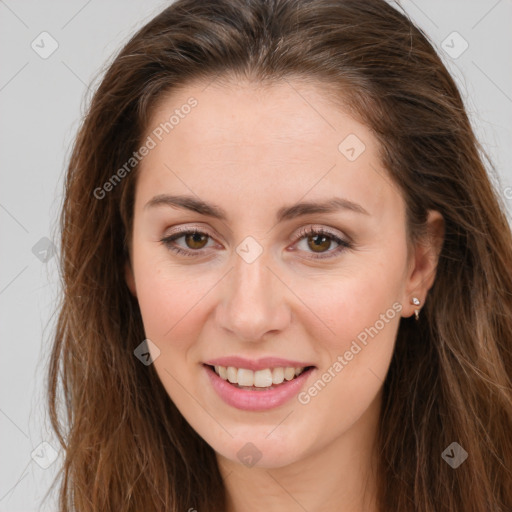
[125,78,439,469]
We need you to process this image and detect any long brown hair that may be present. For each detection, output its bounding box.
[46,0,512,510]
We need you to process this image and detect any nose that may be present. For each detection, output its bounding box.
[215,248,291,343]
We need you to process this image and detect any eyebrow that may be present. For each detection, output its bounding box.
[144,194,369,221]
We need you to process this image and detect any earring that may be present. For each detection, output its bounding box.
[411,297,421,321]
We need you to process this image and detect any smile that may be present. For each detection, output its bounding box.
[203,363,316,411]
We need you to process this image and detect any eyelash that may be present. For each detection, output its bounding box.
[159,226,352,260]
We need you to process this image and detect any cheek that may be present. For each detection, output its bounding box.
[134,268,211,350]
[131,242,205,348]
[291,247,405,392]
[291,251,405,431]
[295,251,406,353]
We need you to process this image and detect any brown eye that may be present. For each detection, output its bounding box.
[184,232,209,250]
[160,228,214,256]
[294,226,352,260]
[307,233,333,253]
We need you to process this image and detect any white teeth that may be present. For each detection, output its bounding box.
[254,369,273,387]
[218,366,227,379]
[226,366,238,383]
[272,367,284,385]
[212,365,308,387]
[237,368,254,387]
[284,367,296,381]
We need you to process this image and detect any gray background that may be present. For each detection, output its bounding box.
[0,1,511,510]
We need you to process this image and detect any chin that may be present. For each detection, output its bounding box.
[208,428,310,469]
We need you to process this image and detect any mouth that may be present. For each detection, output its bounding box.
[203,362,316,410]
[204,364,315,391]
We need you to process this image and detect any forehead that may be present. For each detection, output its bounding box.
[135,79,402,222]
[146,78,358,153]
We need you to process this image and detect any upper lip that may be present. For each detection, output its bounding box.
[203,356,315,371]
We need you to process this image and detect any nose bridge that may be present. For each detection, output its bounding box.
[233,246,272,304]
[217,242,289,341]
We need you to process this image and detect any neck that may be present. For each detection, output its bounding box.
[217,389,382,512]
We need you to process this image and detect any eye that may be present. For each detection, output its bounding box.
[160,225,352,259]
[292,225,352,260]
[160,227,216,257]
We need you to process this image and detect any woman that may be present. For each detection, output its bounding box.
[47,0,512,510]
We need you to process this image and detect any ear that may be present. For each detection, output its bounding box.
[401,210,444,318]
[124,259,137,297]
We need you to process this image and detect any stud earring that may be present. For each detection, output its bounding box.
[411,297,421,321]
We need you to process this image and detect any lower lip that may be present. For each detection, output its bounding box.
[204,365,315,411]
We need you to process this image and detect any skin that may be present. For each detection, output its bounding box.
[124,78,444,512]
